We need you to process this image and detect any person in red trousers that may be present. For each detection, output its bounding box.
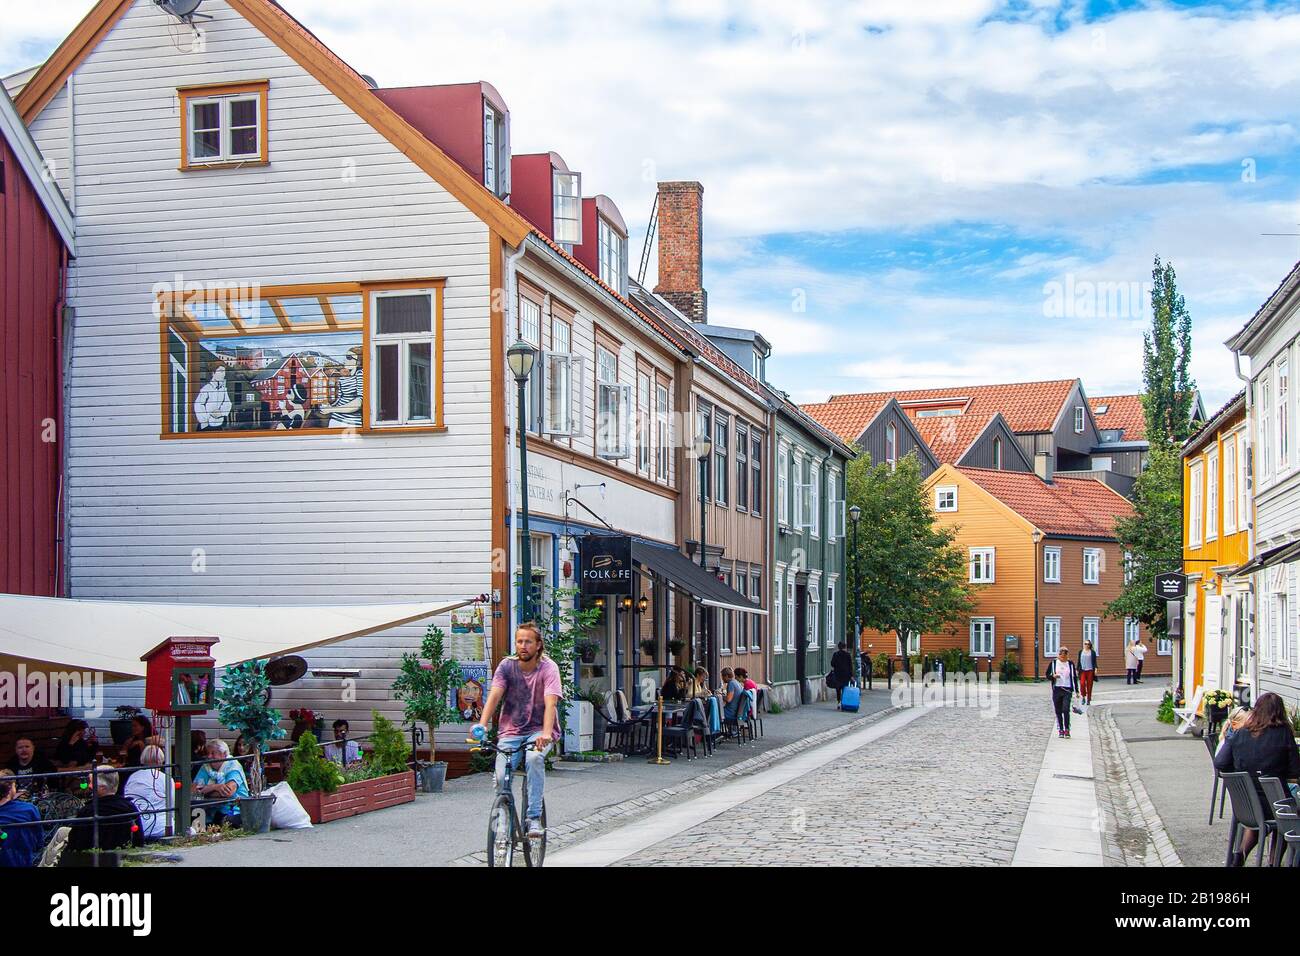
[1077,639,1098,705]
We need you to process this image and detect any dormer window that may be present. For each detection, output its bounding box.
[483,103,509,198]
[553,171,582,246]
[1073,405,1085,433]
[179,81,268,170]
[597,216,627,295]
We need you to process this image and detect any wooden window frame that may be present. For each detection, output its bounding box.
[178,80,270,171]
[157,278,445,440]
[1043,546,1062,583]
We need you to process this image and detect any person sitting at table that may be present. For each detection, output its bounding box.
[1214,691,1300,865]
[722,667,745,722]
[193,739,249,828]
[736,667,758,693]
[661,668,687,702]
[55,720,95,768]
[68,767,145,854]
[323,720,362,766]
[123,745,173,841]
[119,715,154,772]
[0,770,43,867]
[4,737,57,794]
[689,668,713,699]
[1217,706,1250,752]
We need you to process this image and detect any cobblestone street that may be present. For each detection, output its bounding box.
[615,688,1050,866]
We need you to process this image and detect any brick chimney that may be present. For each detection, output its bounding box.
[654,181,707,322]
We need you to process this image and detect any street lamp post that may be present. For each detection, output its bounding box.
[849,504,862,687]
[508,340,538,623]
[692,433,713,678]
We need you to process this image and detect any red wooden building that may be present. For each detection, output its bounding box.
[0,86,75,600]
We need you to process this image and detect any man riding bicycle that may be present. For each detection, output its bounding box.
[472,622,561,842]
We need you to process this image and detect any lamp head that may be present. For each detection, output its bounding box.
[692,433,713,459]
[506,340,538,382]
[848,504,861,523]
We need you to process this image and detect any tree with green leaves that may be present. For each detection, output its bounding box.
[391,623,462,767]
[1105,441,1182,639]
[214,659,286,796]
[1142,257,1197,445]
[844,453,976,656]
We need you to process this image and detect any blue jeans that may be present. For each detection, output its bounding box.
[494,732,551,820]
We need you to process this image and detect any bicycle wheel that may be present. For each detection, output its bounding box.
[518,781,547,868]
[486,793,518,868]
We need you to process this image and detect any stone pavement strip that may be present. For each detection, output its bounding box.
[1011,699,1104,866]
[1090,703,1184,867]
[543,684,1089,867]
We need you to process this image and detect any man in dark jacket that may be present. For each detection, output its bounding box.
[830,643,854,705]
[1045,648,1078,739]
[68,767,144,856]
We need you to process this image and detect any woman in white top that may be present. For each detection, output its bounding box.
[123,744,173,840]
[1124,641,1140,685]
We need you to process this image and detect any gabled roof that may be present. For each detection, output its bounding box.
[957,467,1134,539]
[1090,394,1145,441]
[805,379,1080,440]
[15,0,530,246]
[911,412,1033,470]
[0,85,74,252]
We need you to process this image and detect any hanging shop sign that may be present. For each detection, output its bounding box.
[579,535,633,597]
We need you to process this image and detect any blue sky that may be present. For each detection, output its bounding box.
[7,0,1300,409]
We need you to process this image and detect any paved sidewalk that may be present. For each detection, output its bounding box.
[156,691,893,867]
[1012,702,1103,866]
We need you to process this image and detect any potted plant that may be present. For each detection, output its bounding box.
[640,638,658,659]
[668,639,685,662]
[110,705,143,746]
[1204,689,1234,723]
[289,711,416,823]
[392,623,461,793]
[288,708,317,742]
[576,640,600,664]
[286,731,343,797]
[214,659,286,833]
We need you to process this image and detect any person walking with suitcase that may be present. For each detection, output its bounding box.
[830,642,854,707]
[1045,647,1079,739]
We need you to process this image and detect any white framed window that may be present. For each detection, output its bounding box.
[1158,636,1172,656]
[885,422,897,470]
[774,570,785,652]
[827,471,842,541]
[777,445,789,526]
[370,289,436,427]
[736,422,750,511]
[970,618,995,657]
[1189,460,1204,547]
[750,572,762,651]
[1043,546,1061,583]
[793,455,806,530]
[736,568,749,651]
[826,580,837,650]
[1237,431,1249,531]
[810,461,821,537]
[597,216,627,295]
[637,370,652,473]
[1073,405,1085,433]
[750,431,763,518]
[993,437,1003,469]
[655,383,671,480]
[482,102,509,198]
[1285,564,1298,670]
[786,578,796,651]
[808,583,821,649]
[969,547,995,584]
[905,630,921,655]
[1123,551,1133,584]
[552,170,582,246]
[1043,617,1061,656]
[182,84,265,167]
[1279,356,1290,472]
[1083,548,1102,585]
[543,319,583,438]
[1206,447,1219,542]
[935,486,958,512]
[595,344,630,459]
[1259,375,1273,482]
[1224,435,1238,535]
[1084,616,1100,649]
[714,415,730,506]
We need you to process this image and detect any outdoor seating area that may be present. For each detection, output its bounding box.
[601,668,767,761]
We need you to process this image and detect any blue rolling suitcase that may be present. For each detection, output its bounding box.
[840,684,860,713]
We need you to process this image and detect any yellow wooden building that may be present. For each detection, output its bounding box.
[1181,390,1250,702]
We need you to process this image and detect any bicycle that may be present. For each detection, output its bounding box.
[467,736,548,868]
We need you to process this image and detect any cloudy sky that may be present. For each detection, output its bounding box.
[7,0,1300,409]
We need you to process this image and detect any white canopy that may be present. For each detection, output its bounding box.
[0,594,472,680]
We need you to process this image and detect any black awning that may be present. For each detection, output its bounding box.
[1224,540,1300,578]
[630,539,765,615]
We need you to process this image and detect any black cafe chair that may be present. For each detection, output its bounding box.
[1205,732,1227,824]
[662,699,700,760]
[1221,772,1276,867]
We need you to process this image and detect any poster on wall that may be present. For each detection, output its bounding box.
[450,607,488,663]
[452,663,491,723]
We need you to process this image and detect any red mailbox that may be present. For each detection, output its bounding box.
[142,636,219,716]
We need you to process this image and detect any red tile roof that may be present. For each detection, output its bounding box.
[958,467,1133,538]
[912,414,998,465]
[1089,394,1145,441]
[804,379,1078,442]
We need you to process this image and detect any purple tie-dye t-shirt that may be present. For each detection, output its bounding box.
[491,656,563,739]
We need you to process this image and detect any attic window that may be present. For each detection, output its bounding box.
[597,216,626,295]
[483,102,509,198]
[180,81,269,169]
[553,171,582,246]
[1095,403,1110,415]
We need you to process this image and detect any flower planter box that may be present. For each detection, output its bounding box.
[297,770,415,824]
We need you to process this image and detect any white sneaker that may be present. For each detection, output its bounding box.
[527,818,545,841]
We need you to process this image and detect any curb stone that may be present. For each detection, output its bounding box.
[1089,704,1183,868]
[450,701,908,866]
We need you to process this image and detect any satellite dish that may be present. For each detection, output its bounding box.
[156,0,204,20]
[266,655,309,687]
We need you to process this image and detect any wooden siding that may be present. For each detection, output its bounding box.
[959,417,1032,472]
[859,403,936,477]
[1,131,66,597]
[28,0,497,737]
